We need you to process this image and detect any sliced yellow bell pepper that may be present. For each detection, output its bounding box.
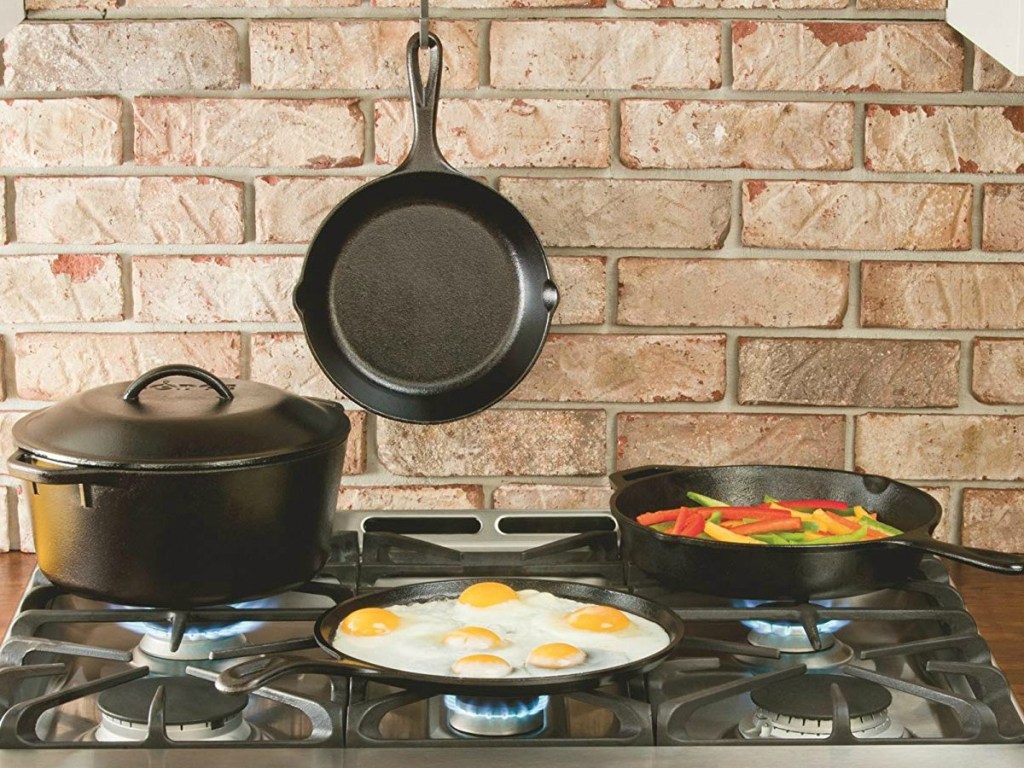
[812,509,854,535]
[704,520,766,545]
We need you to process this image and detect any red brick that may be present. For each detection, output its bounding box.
[866,105,1024,174]
[549,257,606,326]
[857,0,944,6]
[15,333,241,401]
[618,258,848,328]
[742,181,972,251]
[378,410,606,476]
[732,22,963,93]
[375,99,610,169]
[492,483,611,509]
[250,21,479,90]
[28,0,362,6]
[3,22,239,91]
[251,333,339,401]
[511,334,725,403]
[974,51,1024,92]
[255,176,371,245]
[490,21,721,90]
[0,99,122,167]
[862,262,1024,329]
[962,489,1024,552]
[337,485,484,510]
[379,0,599,6]
[0,185,5,245]
[341,411,367,475]
[617,413,845,469]
[134,256,300,323]
[621,101,853,170]
[0,342,4,400]
[501,178,730,248]
[15,177,244,245]
[620,0,843,5]
[972,339,1024,405]
[135,98,364,169]
[856,414,1024,480]
[0,255,123,323]
[983,185,1024,251]
[739,338,960,407]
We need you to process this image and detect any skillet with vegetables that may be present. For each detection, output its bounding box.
[610,465,1024,601]
[639,492,903,545]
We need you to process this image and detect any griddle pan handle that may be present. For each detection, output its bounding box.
[610,465,684,491]
[216,654,383,694]
[400,32,453,174]
[888,534,1024,575]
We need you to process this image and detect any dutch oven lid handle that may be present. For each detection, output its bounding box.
[123,364,234,403]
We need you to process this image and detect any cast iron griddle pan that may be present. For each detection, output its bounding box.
[294,34,559,424]
[216,578,685,697]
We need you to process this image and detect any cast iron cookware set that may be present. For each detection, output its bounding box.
[6,26,1024,696]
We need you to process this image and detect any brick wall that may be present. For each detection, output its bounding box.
[1,0,1022,553]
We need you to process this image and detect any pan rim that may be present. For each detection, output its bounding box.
[311,577,685,690]
[610,463,943,551]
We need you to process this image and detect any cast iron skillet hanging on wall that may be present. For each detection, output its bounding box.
[294,33,559,424]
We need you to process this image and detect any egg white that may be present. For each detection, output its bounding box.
[331,587,669,679]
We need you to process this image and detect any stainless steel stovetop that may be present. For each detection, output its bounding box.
[0,509,1022,767]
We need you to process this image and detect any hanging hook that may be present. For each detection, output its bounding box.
[419,0,429,48]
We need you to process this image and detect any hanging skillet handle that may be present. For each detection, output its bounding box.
[887,533,1024,575]
[400,32,452,173]
[216,654,382,694]
[610,465,684,491]
[123,364,234,403]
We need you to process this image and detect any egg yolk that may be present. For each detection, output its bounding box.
[340,607,400,636]
[527,643,587,670]
[565,605,631,633]
[451,654,513,678]
[458,582,519,608]
[443,626,502,651]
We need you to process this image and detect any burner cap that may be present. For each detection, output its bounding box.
[98,677,247,726]
[751,675,892,720]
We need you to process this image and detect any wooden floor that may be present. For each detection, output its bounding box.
[1,553,1021,703]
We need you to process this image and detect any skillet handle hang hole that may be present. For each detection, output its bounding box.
[402,31,452,173]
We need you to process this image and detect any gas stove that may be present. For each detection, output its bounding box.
[0,509,1021,767]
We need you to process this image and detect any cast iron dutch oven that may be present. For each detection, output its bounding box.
[6,364,351,609]
[611,464,1024,602]
[216,577,685,697]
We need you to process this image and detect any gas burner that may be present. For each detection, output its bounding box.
[443,695,550,737]
[90,676,256,743]
[739,674,906,740]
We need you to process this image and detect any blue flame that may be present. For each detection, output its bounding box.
[733,599,851,637]
[443,695,549,721]
[117,596,277,641]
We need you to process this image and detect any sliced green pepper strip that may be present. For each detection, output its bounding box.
[801,520,820,532]
[696,532,713,540]
[752,533,790,545]
[795,525,869,545]
[708,511,723,525]
[686,491,728,508]
[651,521,674,533]
[776,532,809,542]
[860,516,904,537]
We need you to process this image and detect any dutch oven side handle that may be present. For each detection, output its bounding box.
[123,364,234,403]
[6,450,119,486]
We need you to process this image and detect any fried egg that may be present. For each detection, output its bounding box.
[331,582,670,680]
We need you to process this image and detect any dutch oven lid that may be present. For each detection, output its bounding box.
[13,364,351,469]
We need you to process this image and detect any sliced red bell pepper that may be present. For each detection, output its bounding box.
[717,507,794,520]
[670,508,695,535]
[775,499,849,511]
[637,508,687,526]
[675,514,705,537]
[730,517,804,536]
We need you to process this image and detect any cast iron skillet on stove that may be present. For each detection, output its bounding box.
[611,464,1024,602]
[215,578,684,697]
[294,33,559,424]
